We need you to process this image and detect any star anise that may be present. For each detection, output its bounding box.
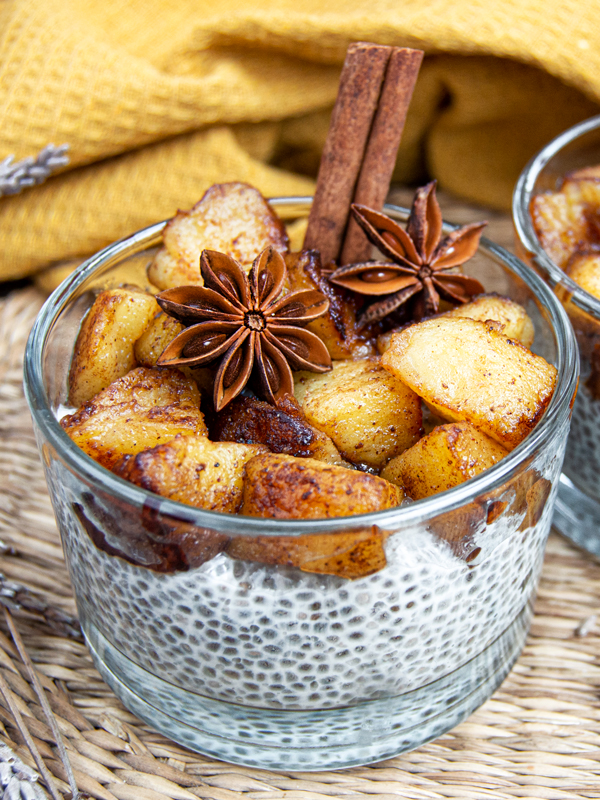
[155,246,332,411]
[328,181,487,326]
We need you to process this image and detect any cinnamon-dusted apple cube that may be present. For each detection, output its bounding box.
[381,422,508,500]
[114,435,267,513]
[445,294,535,348]
[68,288,160,407]
[530,187,588,270]
[147,182,289,290]
[294,359,422,470]
[381,317,557,451]
[562,174,600,206]
[228,526,390,580]
[134,310,185,366]
[61,367,206,470]
[134,310,216,393]
[377,294,535,354]
[564,251,600,300]
[240,453,403,519]
[210,394,348,467]
[569,166,600,180]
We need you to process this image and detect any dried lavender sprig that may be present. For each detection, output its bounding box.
[4,612,79,800]
[0,743,49,800]
[0,146,69,198]
[0,676,61,800]
[0,576,81,641]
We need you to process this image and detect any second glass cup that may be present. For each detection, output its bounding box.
[514,115,600,556]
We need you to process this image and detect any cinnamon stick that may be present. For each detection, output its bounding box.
[303,42,423,267]
[303,42,392,265]
[340,47,423,264]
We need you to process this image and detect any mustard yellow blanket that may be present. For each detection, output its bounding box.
[1,0,599,281]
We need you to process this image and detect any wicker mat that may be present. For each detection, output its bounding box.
[3,196,600,800]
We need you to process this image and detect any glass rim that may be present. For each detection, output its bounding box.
[513,113,600,320]
[23,197,579,536]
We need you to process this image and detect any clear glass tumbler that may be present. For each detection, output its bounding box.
[24,198,577,771]
[513,115,600,556]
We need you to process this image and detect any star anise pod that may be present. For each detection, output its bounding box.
[328,181,487,326]
[155,246,332,411]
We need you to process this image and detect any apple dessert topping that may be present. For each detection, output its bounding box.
[531,166,600,275]
[531,166,600,396]
[380,316,557,452]
[148,182,289,291]
[59,180,557,578]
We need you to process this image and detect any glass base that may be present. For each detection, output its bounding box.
[553,473,600,558]
[82,602,531,771]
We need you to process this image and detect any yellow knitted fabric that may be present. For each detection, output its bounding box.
[1,0,600,280]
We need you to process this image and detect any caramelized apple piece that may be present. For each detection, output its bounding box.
[69,288,160,407]
[61,367,206,469]
[378,294,535,354]
[564,251,600,300]
[211,394,348,466]
[531,178,600,270]
[381,317,557,450]
[381,422,508,499]
[134,310,184,366]
[294,358,422,470]
[445,293,535,348]
[530,189,587,269]
[148,182,289,289]
[240,453,403,519]
[114,434,267,512]
[134,310,215,392]
[72,493,230,572]
[228,525,390,580]
[562,175,600,206]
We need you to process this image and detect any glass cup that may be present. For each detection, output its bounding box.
[24,198,577,771]
[513,115,600,556]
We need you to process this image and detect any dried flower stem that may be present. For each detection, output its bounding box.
[0,146,69,198]
[4,612,79,800]
[0,743,48,800]
[0,577,81,642]
[0,667,63,800]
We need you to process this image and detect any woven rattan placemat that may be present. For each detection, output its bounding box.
[2,196,600,800]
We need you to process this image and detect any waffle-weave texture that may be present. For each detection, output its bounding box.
[1,0,600,279]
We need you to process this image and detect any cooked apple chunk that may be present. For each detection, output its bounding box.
[147,182,289,290]
[445,294,535,348]
[134,310,217,393]
[294,359,422,470]
[378,295,534,354]
[564,251,600,300]
[381,422,508,500]
[210,394,348,466]
[381,317,557,450]
[114,434,267,512]
[240,453,403,519]
[68,288,160,407]
[530,186,588,270]
[531,177,600,268]
[562,175,600,207]
[134,311,184,366]
[61,367,206,469]
[228,526,390,580]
